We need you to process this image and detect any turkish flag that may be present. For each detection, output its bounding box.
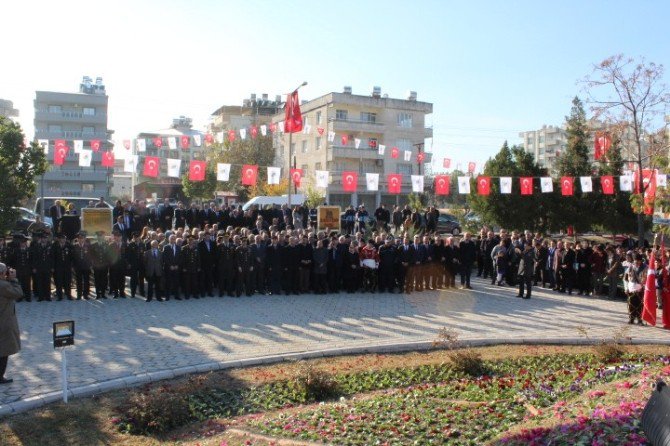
[468,162,476,173]
[90,139,102,152]
[189,160,206,181]
[153,137,163,148]
[241,164,258,186]
[417,152,425,163]
[520,177,533,195]
[180,135,190,149]
[290,168,303,187]
[123,140,131,150]
[561,177,574,196]
[601,175,615,194]
[435,175,450,195]
[55,139,67,153]
[101,151,115,167]
[284,91,303,133]
[250,126,258,139]
[391,147,399,159]
[317,127,324,136]
[594,132,612,160]
[634,169,657,215]
[368,139,377,148]
[228,130,236,142]
[341,135,348,145]
[143,156,160,178]
[387,174,402,194]
[642,255,657,326]
[443,158,451,169]
[54,145,68,166]
[270,122,277,133]
[204,133,214,146]
[342,171,358,192]
[477,176,491,195]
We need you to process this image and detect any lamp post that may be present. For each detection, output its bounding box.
[287,81,307,210]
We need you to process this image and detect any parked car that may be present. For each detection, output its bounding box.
[12,207,53,234]
[436,213,461,235]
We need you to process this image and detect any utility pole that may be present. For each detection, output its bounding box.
[286,81,308,209]
[414,142,424,175]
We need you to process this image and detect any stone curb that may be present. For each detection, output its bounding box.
[1,336,669,418]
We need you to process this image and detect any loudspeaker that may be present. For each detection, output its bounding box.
[642,381,670,446]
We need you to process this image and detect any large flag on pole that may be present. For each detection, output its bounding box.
[642,254,657,326]
[284,91,303,133]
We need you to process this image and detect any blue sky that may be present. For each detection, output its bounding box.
[2,0,668,170]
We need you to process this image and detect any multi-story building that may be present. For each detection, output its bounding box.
[209,93,282,133]
[110,158,132,201]
[0,99,19,120]
[133,116,205,200]
[272,86,433,208]
[33,77,112,198]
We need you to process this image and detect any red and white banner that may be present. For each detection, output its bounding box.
[342,171,358,192]
[443,158,451,169]
[561,177,574,196]
[391,147,399,159]
[388,174,402,194]
[101,151,115,167]
[54,145,68,165]
[284,91,303,133]
[477,176,491,195]
[601,176,615,194]
[241,164,258,186]
[520,177,533,195]
[468,162,476,173]
[153,137,163,148]
[180,135,190,150]
[594,132,612,160]
[290,168,303,187]
[435,175,450,195]
[143,156,160,177]
[189,160,206,181]
[90,139,102,152]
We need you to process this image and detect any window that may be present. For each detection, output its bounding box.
[83,107,95,116]
[81,183,95,193]
[315,162,322,171]
[336,109,348,120]
[48,125,62,132]
[316,111,322,125]
[303,116,309,127]
[538,135,545,143]
[82,126,94,134]
[301,140,308,153]
[397,113,412,128]
[301,164,308,173]
[397,164,413,175]
[48,105,62,113]
[315,136,322,150]
[396,138,412,151]
[360,112,376,123]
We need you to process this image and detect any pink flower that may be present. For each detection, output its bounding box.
[616,381,633,389]
[588,390,606,398]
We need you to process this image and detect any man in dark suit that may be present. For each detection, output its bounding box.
[72,231,91,300]
[30,232,53,301]
[216,234,235,297]
[185,203,199,229]
[162,234,181,300]
[198,232,215,297]
[143,240,163,302]
[234,236,254,297]
[174,202,187,229]
[398,236,417,293]
[159,199,174,232]
[112,216,131,242]
[49,200,66,235]
[459,232,477,290]
[378,237,397,293]
[90,231,109,299]
[52,234,74,300]
[125,232,144,298]
[282,236,300,294]
[181,236,201,299]
[108,230,127,298]
[266,235,283,295]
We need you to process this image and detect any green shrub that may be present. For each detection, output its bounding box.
[121,385,192,435]
[292,361,341,401]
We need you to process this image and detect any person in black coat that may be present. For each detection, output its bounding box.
[266,236,283,295]
[198,233,216,297]
[159,199,174,232]
[442,238,458,288]
[71,232,91,300]
[298,235,313,292]
[560,242,576,295]
[342,242,361,292]
[181,237,201,299]
[30,233,53,301]
[174,203,187,229]
[125,232,145,298]
[185,203,199,229]
[216,235,235,297]
[89,232,109,299]
[49,200,66,235]
[52,234,74,300]
[458,232,477,289]
[282,237,300,294]
[112,216,131,242]
[162,235,181,300]
[108,231,127,298]
[378,237,397,293]
[234,237,254,297]
[7,234,32,301]
[397,237,416,293]
[412,235,427,292]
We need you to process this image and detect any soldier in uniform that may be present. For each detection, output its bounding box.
[282,236,300,295]
[251,234,267,294]
[162,234,181,300]
[234,236,254,297]
[125,232,144,298]
[52,234,74,300]
[198,232,215,297]
[216,234,235,297]
[266,235,283,295]
[90,231,110,299]
[108,230,127,298]
[72,231,92,300]
[7,234,31,301]
[30,232,53,301]
[181,236,201,299]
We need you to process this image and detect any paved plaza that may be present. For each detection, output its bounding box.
[2,276,670,415]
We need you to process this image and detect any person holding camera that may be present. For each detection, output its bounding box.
[0,262,23,384]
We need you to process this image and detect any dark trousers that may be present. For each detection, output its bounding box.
[283,267,299,293]
[268,267,282,295]
[460,263,472,287]
[0,356,7,379]
[218,268,234,296]
[146,274,162,300]
[518,276,532,298]
[17,271,31,300]
[54,268,72,299]
[299,267,310,292]
[483,257,493,279]
[236,269,253,296]
[75,270,90,298]
[328,265,341,292]
[165,271,180,299]
[314,273,327,293]
[378,266,394,292]
[200,267,214,296]
[93,269,108,297]
[34,270,51,301]
[628,292,643,321]
[184,271,199,298]
[129,269,140,297]
[398,264,409,291]
[255,262,266,292]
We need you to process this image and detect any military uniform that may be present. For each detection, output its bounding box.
[52,239,74,300]
[125,239,145,298]
[181,243,201,299]
[234,243,254,296]
[30,238,53,301]
[216,241,235,297]
[108,239,127,298]
[90,239,110,299]
[73,239,92,299]
[7,240,31,301]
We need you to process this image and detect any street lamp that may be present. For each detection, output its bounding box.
[287,81,308,210]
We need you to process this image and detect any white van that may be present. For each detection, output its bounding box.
[242,194,305,211]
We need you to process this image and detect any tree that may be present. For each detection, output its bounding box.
[206,135,275,202]
[304,184,325,209]
[181,167,217,201]
[0,116,47,233]
[583,54,670,241]
[249,178,289,197]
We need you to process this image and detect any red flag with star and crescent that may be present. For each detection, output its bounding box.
[468,162,476,173]
[53,144,68,165]
[284,91,303,133]
[561,177,574,196]
[228,130,236,142]
[189,160,206,181]
[204,133,214,146]
[601,176,615,194]
[153,137,163,148]
[477,176,491,195]
[341,135,348,146]
[387,174,402,194]
[594,132,612,160]
[391,147,399,159]
[290,168,303,187]
[143,156,160,178]
[435,175,450,195]
[342,171,358,192]
[520,177,533,195]
[90,139,102,152]
[250,126,258,139]
[180,135,190,150]
[241,164,258,186]
[101,151,115,167]
[443,158,451,169]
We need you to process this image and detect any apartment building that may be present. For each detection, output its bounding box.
[272,86,433,208]
[33,77,112,198]
[209,93,282,133]
[0,99,19,119]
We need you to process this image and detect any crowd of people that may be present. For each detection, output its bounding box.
[2,198,668,328]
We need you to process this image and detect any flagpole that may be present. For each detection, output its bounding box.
[286,81,307,210]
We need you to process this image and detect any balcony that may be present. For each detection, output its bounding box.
[328,145,382,161]
[330,118,385,134]
[43,168,110,182]
[34,129,109,140]
[35,110,107,124]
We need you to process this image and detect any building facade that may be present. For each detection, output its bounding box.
[133,116,205,200]
[0,99,19,119]
[209,93,282,133]
[33,77,112,198]
[272,87,433,208]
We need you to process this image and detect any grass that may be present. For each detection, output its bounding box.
[0,344,666,446]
